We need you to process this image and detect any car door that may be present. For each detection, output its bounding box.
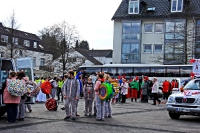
[16,57,35,104]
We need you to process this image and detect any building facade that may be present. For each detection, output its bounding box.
[0,22,53,77]
[112,0,200,64]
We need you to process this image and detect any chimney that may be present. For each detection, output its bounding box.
[0,22,3,27]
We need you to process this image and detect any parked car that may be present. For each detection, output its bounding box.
[166,78,200,119]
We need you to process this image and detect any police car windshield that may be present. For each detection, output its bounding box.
[184,80,200,90]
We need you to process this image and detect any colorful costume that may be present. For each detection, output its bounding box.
[62,78,80,119]
[130,80,139,102]
[83,82,94,116]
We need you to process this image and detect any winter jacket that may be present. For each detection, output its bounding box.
[152,81,159,93]
[141,81,149,95]
[121,82,129,95]
[62,78,80,98]
[162,81,170,93]
[171,81,178,89]
[3,77,21,104]
[84,82,94,100]
[130,80,139,90]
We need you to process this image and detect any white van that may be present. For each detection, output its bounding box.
[0,55,35,117]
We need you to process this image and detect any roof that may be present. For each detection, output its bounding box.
[0,22,51,54]
[0,22,40,41]
[112,0,200,20]
[75,48,103,65]
[88,49,113,57]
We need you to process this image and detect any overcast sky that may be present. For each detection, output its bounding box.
[0,0,122,49]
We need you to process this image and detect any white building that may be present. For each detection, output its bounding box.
[112,0,200,65]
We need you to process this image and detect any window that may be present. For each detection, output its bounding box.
[33,57,36,67]
[131,23,140,33]
[72,57,76,62]
[123,23,131,33]
[0,52,4,57]
[1,35,8,43]
[155,23,164,33]
[19,50,23,56]
[180,67,192,77]
[143,44,152,53]
[122,21,141,63]
[154,44,163,53]
[129,0,139,14]
[165,20,185,39]
[144,23,153,33]
[40,58,45,66]
[33,42,37,48]
[166,67,179,77]
[24,40,30,47]
[171,0,183,12]
[12,37,18,45]
[134,67,150,76]
[151,67,165,77]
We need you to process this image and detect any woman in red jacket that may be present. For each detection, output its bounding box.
[3,71,21,123]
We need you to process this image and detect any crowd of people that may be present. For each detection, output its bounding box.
[2,69,188,123]
[1,71,33,123]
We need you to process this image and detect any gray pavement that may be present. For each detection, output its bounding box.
[0,99,200,133]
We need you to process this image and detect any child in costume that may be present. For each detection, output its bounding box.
[83,77,94,117]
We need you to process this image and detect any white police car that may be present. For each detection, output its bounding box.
[166,78,200,119]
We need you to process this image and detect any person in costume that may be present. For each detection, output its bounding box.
[63,71,80,120]
[94,74,105,121]
[83,77,94,117]
[104,73,115,118]
[151,77,161,105]
[57,77,64,102]
[50,77,58,99]
[3,71,20,123]
[141,76,149,103]
[93,73,100,116]
[75,71,83,116]
[130,77,139,102]
[120,78,129,103]
[17,71,29,121]
[118,76,123,103]
[36,78,47,102]
[162,80,170,100]
[61,74,68,110]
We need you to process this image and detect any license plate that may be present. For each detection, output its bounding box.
[176,108,190,112]
[176,108,183,111]
[183,109,190,112]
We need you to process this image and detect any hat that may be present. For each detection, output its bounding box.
[135,76,139,80]
[144,76,149,81]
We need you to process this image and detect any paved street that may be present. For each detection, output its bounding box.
[0,99,200,133]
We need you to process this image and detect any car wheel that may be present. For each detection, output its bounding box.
[169,112,180,119]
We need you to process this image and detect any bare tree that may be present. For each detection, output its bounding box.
[39,21,83,76]
[4,10,21,58]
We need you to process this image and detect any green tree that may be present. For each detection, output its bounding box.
[79,40,89,50]
[75,40,79,48]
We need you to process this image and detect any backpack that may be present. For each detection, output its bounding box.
[7,79,26,96]
[45,98,59,111]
